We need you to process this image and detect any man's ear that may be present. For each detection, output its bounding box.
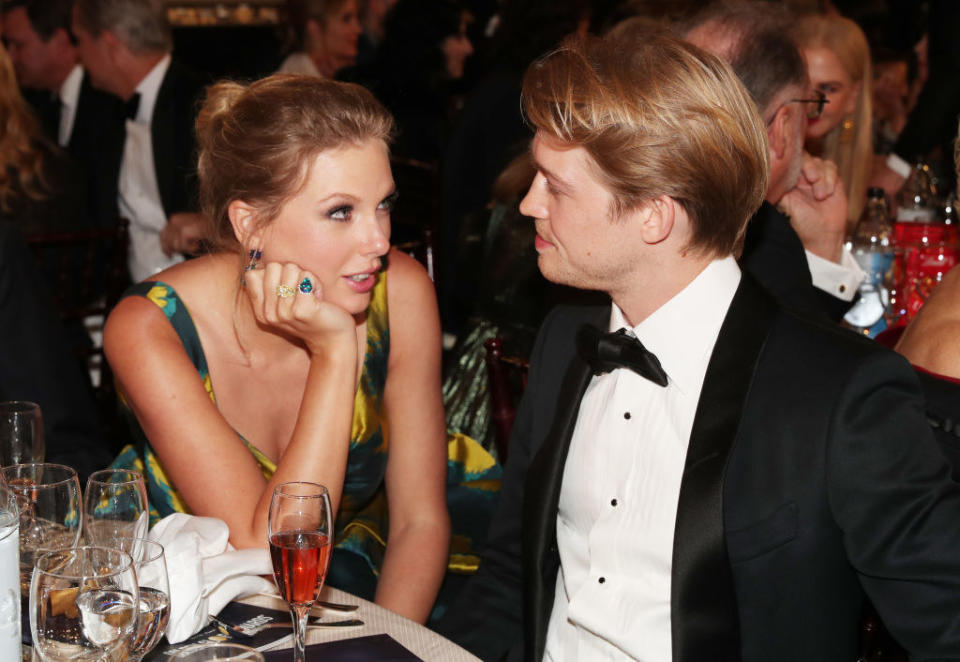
[767,105,791,163]
[228,200,260,247]
[637,195,676,246]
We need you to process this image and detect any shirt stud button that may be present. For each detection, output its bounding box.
[623,412,631,420]
[611,498,618,507]
[839,284,846,293]
[598,577,606,584]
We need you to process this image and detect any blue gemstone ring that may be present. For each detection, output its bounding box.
[298,277,314,294]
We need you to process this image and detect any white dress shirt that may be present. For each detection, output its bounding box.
[276,52,322,77]
[806,247,864,302]
[543,257,742,662]
[118,54,184,282]
[57,64,84,147]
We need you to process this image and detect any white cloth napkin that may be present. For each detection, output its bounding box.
[149,513,277,643]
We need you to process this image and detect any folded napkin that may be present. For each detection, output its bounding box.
[149,513,277,643]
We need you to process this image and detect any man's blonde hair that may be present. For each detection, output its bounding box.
[522,26,769,257]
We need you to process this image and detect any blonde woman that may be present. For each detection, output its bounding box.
[0,41,80,233]
[795,13,874,229]
[279,0,363,77]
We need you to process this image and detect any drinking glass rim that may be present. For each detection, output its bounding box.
[86,468,145,486]
[0,400,41,414]
[273,481,330,499]
[112,536,165,565]
[34,545,134,579]
[1,462,78,488]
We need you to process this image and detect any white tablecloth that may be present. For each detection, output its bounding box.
[240,586,480,662]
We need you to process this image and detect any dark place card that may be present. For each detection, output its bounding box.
[145,601,294,660]
[261,634,423,661]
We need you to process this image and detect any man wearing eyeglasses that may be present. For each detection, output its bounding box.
[684,2,864,323]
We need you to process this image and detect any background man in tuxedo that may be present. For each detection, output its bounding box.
[72,0,206,281]
[1,0,123,231]
[683,2,862,323]
[437,28,960,662]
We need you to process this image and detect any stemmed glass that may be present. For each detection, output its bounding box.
[0,401,45,466]
[114,538,170,661]
[1,463,82,598]
[83,469,149,546]
[267,482,332,662]
[0,484,20,660]
[30,545,139,661]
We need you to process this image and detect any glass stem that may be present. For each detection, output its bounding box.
[291,604,309,662]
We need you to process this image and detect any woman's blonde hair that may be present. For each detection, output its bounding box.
[795,14,873,226]
[0,42,52,213]
[196,74,393,253]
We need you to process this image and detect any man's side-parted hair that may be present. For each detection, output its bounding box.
[74,0,172,54]
[2,0,73,41]
[521,27,769,258]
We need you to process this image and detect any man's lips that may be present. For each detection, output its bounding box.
[534,235,554,250]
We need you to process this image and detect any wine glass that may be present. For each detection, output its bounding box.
[114,538,170,662]
[1,463,82,599]
[267,481,332,662]
[169,642,265,661]
[0,401,45,466]
[30,546,139,661]
[83,469,149,546]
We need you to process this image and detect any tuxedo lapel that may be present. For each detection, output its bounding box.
[151,65,176,217]
[671,276,777,662]
[522,307,605,662]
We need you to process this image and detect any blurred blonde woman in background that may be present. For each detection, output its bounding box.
[279,0,363,77]
[795,13,873,230]
[0,41,80,233]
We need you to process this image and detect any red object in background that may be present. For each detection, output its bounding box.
[887,221,959,327]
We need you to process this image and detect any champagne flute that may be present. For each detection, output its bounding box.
[267,482,332,662]
[83,469,149,546]
[1,463,82,598]
[114,538,170,662]
[30,545,139,661]
[0,401,45,466]
[0,484,20,661]
[169,642,264,661]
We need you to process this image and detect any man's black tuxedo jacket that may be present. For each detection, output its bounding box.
[741,201,852,323]
[437,275,960,662]
[92,59,206,227]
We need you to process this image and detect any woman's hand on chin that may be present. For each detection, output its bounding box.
[243,260,355,354]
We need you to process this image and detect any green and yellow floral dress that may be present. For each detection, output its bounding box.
[111,272,501,608]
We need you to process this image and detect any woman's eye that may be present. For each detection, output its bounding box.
[328,205,352,221]
[378,192,399,212]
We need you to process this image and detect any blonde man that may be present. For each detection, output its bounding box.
[437,28,960,662]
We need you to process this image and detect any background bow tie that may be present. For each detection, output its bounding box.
[124,92,141,121]
[576,325,669,387]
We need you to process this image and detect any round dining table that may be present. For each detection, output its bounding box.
[239,586,481,661]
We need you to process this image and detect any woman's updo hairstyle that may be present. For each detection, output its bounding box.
[196,74,394,252]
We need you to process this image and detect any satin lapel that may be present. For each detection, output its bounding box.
[522,308,605,662]
[151,66,175,218]
[671,276,776,662]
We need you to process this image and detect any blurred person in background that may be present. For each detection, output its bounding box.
[0,0,121,232]
[339,0,473,162]
[279,0,362,78]
[354,0,395,65]
[72,0,207,281]
[795,13,874,231]
[0,39,80,235]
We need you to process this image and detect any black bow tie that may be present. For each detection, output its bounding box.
[576,325,669,387]
[124,92,141,120]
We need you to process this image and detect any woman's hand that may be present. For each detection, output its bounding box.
[243,261,355,354]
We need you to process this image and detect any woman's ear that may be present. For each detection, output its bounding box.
[228,200,259,247]
[305,18,325,47]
